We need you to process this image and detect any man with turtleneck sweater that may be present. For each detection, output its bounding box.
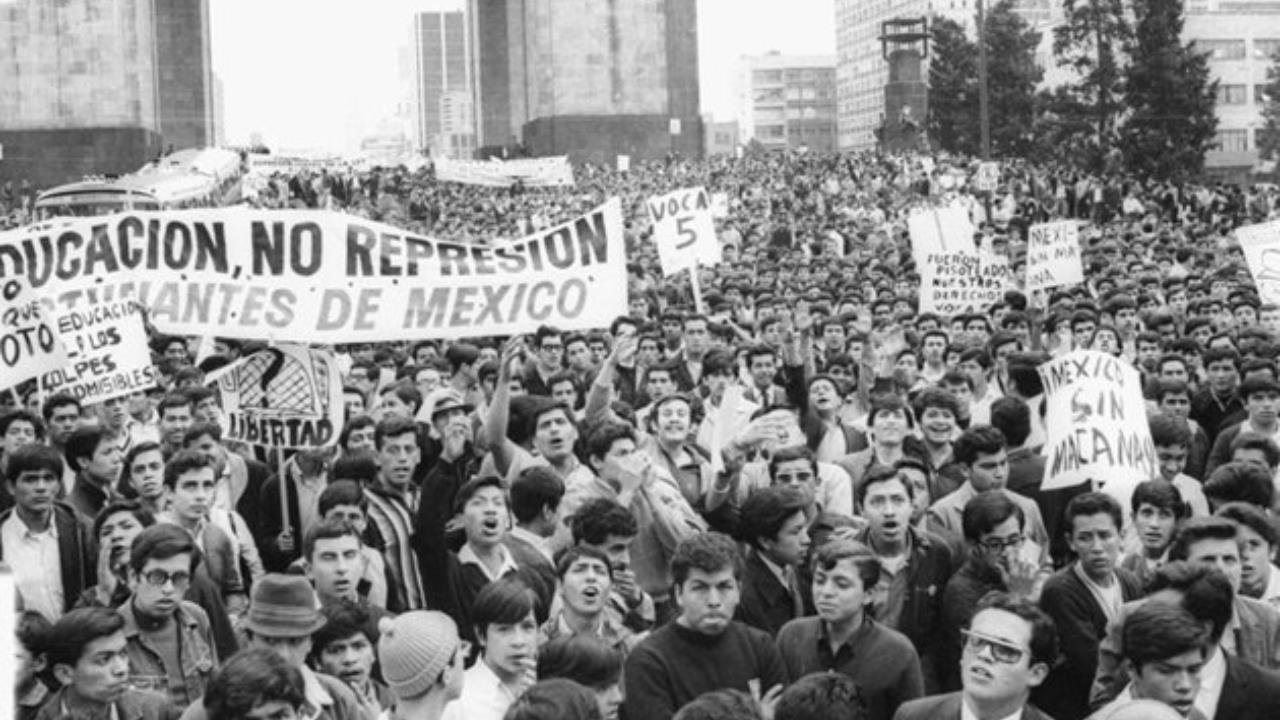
[623,532,787,720]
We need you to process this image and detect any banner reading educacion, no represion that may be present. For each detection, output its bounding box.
[0,199,627,343]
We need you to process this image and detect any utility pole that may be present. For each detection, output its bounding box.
[977,0,991,159]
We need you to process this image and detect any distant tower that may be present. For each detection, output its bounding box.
[878,18,930,153]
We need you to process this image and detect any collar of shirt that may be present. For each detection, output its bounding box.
[508,526,553,562]
[960,696,1023,720]
[465,657,523,705]
[457,542,519,583]
[300,666,335,718]
[1194,646,1226,720]
[4,510,58,541]
[18,681,47,708]
[1243,420,1280,440]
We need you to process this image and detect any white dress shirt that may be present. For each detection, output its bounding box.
[1,512,64,621]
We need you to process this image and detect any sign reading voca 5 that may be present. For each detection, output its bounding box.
[647,186,720,276]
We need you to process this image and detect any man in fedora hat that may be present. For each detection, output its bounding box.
[181,574,367,720]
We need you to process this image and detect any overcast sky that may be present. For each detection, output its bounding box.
[210,0,836,152]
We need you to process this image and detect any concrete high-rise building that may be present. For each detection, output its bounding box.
[414,11,475,159]
[739,53,837,153]
[153,0,215,152]
[469,0,702,163]
[0,0,214,185]
[1184,0,1278,175]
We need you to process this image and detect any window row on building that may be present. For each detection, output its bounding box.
[1197,37,1280,60]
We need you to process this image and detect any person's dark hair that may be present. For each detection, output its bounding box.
[774,672,868,720]
[510,466,566,524]
[962,491,1025,542]
[318,480,368,518]
[1204,461,1275,509]
[0,409,44,440]
[204,648,307,720]
[972,592,1059,667]
[866,393,914,429]
[958,347,992,371]
[1167,516,1242,562]
[375,417,420,450]
[671,689,762,720]
[129,522,202,575]
[738,486,809,551]
[182,421,222,447]
[1229,432,1280,469]
[1130,479,1188,518]
[535,325,564,349]
[454,475,505,515]
[1063,492,1124,535]
[701,349,736,379]
[952,425,1007,466]
[810,538,880,593]
[503,678,602,720]
[45,607,126,671]
[1147,561,1234,644]
[93,499,157,538]
[339,414,377,450]
[569,499,637,545]
[163,449,216,489]
[1216,501,1279,547]
[1005,352,1046,397]
[156,392,193,419]
[1201,346,1241,370]
[1148,414,1191,448]
[6,443,64,484]
[1121,598,1210,670]
[670,532,742,587]
[303,517,363,561]
[535,634,623,691]
[768,445,818,481]
[554,545,613,579]
[64,425,111,473]
[17,610,51,655]
[309,600,376,665]
[41,392,81,422]
[330,453,379,485]
[119,441,163,493]
[911,386,961,420]
[856,465,912,508]
[585,422,635,463]
[472,577,538,641]
[989,397,1031,448]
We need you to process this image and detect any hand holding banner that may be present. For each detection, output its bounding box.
[647,186,721,276]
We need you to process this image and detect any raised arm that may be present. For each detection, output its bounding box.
[483,336,526,476]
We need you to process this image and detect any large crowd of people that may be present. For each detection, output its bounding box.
[3,147,1280,720]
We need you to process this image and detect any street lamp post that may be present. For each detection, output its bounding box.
[977,0,991,159]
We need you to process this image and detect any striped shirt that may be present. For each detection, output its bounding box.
[364,486,425,611]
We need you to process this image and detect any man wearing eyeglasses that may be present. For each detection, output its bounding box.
[118,523,218,711]
[893,592,1058,720]
[522,325,566,397]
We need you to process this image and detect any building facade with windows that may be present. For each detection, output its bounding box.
[739,53,837,152]
[1184,0,1278,173]
[414,11,475,159]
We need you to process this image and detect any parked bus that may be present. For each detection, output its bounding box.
[34,148,245,219]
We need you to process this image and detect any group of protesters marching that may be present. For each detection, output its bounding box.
[3,144,1280,720]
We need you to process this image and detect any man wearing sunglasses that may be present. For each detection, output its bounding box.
[893,592,1057,720]
[119,523,219,711]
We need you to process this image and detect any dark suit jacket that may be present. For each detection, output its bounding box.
[1216,654,1280,720]
[735,549,809,637]
[1036,565,1142,720]
[893,692,1054,720]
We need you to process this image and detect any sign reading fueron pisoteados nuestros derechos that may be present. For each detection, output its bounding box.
[0,199,628,343]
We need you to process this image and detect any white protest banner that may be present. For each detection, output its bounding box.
[1038,350,1157,491]
[711,192,729,219]
[434,156,575,187]
[974,161,999,192]
[908,206,976,267]
[616,155,630,172]
[0,199,627,343]
[41,300,155,404]
[1236,220,1280,305]
[647,186,721,276]
[1025,220,1084,293]
[0,277,68,392]
[212,344,344,449]
[919,252,1011,316]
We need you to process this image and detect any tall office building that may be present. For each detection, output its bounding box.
[469,0,702,162]
[739,53,837,152]
[0,0,214,185]
[1184,0,1278,175]
[414,11,475,159]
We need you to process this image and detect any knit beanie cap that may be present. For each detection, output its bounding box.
[377,611,459,700]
